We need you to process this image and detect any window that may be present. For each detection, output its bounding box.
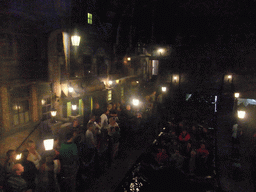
[41,97,51,121]
[121,87,124,99]
[13,100,30,126]
[108,90,112,101]
[79,99,84,115]
[152,60,159,75]
[11,86,30,126]
[88,13,92,24]
[67,102,71,117]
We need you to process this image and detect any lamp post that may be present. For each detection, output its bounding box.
[43,139,54,151]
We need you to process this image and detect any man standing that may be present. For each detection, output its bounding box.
[59,131,79,192]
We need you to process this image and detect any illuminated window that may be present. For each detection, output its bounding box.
[121,87,124,98]
[108,90,112,101]
[88,13,92,24]
[79,99,84,115]
[152,60,159,75]
[13,101,30,126]
[67,102,71,117]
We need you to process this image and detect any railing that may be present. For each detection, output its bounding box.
[16,121,42,152]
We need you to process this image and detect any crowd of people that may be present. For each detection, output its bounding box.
[1,98,152,192]
[148,120,216,177]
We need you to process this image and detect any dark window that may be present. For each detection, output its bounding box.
[42,97,51,121]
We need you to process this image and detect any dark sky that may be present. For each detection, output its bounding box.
[129,0,256,45]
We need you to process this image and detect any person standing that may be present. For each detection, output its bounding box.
[26,140,42,170]
[108,117,121,164]
[59,131,79,192]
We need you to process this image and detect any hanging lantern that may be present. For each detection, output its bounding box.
[51,109,57,117]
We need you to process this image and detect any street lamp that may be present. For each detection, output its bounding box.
[161,86,167,92]
[132,99,140,106]
[234,93,240,98]
[43,139,54,151]
[71,35,81,46]
[237,110,246,119]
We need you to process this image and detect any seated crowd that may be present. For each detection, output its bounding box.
[151,120,215,177]
[1,101,143,192]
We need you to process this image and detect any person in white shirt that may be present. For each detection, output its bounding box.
[86,122,97,162]
[26,140,42,170]
[100,109,110,130]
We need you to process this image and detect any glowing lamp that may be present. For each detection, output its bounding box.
[234,93,240,98]
[16,153,22,160]
[162,87,167,92]
[68,87,74,93]
[71,35,81,46]
[158,48,164,55]
[132,99,139,106]
[237,110,245,119]
[136,81,139,84]
[41,99,46,105]
[72,104,77,110]
[109,81,113,85]
[127,57,131,61]
[51,109,57,117]
[43,139,54,151]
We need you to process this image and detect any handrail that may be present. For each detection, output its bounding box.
[16,121,42,152]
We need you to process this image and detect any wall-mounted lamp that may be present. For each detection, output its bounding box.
[158,48,164,56]
[173,76,178,83]
[43,139,54,151]
[227,75,232,82]
[41,99,46,105]
[161,87,167,92]
[68,87,74,93]
[127,57,131,61]
[71,35,81,46]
